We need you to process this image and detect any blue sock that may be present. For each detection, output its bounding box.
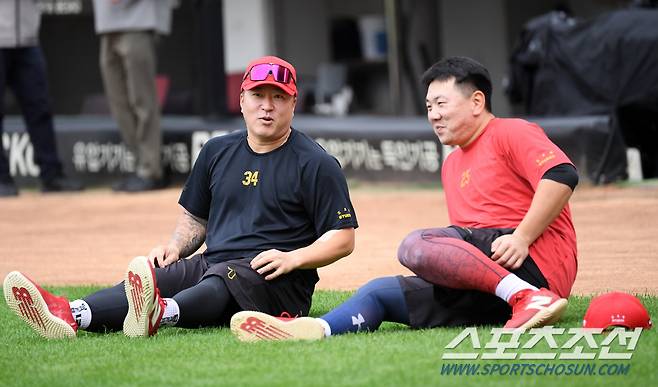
[321,276,410,335]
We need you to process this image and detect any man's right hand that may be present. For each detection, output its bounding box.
[149,244,181,268]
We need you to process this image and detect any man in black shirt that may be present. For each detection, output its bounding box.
[3,56,358,339]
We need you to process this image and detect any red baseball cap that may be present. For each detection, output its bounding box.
[241,55,297,96]
[583,292,652,329]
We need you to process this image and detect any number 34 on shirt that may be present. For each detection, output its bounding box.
[242,170,259,186]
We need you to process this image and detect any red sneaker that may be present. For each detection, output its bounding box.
[123,256,165,337]
[230,311,325,342]
[3,271,77,339]
[504,288,568,329]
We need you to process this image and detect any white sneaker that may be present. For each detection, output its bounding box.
[230,311,325,342]
[123,256,164,337]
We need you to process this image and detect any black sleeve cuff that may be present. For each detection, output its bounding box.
[542,163,579,190]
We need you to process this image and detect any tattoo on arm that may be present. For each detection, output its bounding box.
[171,210,207,258]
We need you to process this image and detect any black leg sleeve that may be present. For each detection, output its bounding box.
[174,275,237,328]
[83,282,128,333]
[81,255,209,333]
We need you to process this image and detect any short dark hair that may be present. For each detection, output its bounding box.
[421,56,493,111]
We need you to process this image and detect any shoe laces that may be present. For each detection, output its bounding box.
[277,311,299,321]
[509,289,534,307]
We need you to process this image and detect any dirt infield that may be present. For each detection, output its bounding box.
[1,183,656,295]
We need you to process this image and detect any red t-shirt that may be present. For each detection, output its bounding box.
[442,118,577,297]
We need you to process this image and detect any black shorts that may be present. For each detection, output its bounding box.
[155,254,319,318]
[399,226,549,329]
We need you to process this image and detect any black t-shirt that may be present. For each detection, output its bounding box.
[179,128,358,264]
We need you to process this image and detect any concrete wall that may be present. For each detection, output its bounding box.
[397,0,441,115]
[271,0,330,80]
[222,0,274,73]
[438,0,512,117]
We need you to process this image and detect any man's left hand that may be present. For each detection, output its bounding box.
[250,249,299,280]
[491,234,530,270]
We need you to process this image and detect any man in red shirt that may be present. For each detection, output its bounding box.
[231,56,578,341]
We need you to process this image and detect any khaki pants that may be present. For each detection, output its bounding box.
[100,31,161,180]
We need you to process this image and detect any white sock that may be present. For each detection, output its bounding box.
[160,298,180,327]
[495,274,538,303]
[69,299,92,330]
[317,318,331,337]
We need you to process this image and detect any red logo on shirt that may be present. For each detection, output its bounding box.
[460,169,471,188]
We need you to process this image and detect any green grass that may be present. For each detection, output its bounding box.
[1,287,656,387]
[613,177,658,188]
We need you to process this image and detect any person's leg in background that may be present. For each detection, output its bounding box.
[0,48,18,197]
[108,31,162,192]
[8,46,83,192]
[100,32,140,191]
[122,31,162,185]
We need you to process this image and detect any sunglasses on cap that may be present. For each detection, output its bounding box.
[244,63,296,85]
